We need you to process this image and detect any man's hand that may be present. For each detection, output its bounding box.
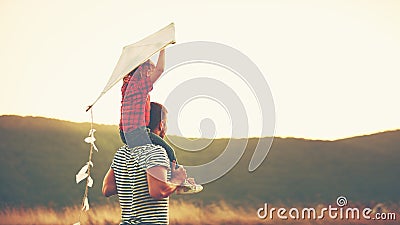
[147,161,188,200]
[170,161,186,185]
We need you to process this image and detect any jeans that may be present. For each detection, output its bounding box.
[120,126,152,149]
[120,128,177,166]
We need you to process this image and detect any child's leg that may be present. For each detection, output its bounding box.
[146,131,204,194]
[148,131,177,164]
[124,126,152,149]
[119,129,127,144]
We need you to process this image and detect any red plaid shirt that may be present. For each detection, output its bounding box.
[120,75,153,132]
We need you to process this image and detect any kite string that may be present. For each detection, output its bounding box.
[77,109,95,224]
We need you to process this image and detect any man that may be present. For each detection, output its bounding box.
[103,102,200,225]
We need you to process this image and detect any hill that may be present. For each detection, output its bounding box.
[0,115,399,208]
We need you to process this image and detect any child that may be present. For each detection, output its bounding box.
[119,56,160,149]
[119,49,201,194]
[119,49,178,164]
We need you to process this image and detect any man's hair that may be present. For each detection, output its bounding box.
[147,102,168,132]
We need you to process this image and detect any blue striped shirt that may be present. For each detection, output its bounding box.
[112,144,171,224]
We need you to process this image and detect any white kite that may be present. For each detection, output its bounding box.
[86,23,176,111]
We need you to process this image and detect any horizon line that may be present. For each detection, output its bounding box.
[1,114,399,142]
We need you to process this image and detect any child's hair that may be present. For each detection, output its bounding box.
[141,59,155,72]
[127,67,138,76]
[127,59,155,77]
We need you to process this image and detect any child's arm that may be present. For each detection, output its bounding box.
[149,49,165,84]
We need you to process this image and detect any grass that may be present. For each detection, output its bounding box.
[1,116,400,207]
[1,116,399,225]
[0,200,398,225]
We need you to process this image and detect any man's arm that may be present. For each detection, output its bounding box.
[149,49,165,84]
[102,167,117,197]
[147,162,186,200]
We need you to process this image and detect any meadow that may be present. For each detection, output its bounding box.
[0,200,398,225]
[1,116,400,224]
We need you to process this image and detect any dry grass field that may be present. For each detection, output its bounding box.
[0,200,398,225]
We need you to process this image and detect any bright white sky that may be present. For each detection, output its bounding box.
[1,0,399,140]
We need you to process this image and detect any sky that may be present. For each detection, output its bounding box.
[1,0,399,140]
